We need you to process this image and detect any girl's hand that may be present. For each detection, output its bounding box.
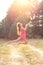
[25,23,29,30]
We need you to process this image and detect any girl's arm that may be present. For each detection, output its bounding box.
[25,23,29,30]
[17,27,20,35]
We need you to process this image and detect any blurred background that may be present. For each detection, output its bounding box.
[0,0,43,40]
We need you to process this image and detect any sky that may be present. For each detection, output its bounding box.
[0,0,14,22]
[0,0,42,22]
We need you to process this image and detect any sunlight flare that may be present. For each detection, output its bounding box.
[0,0,42,22]
[17,0,28,5]
[0,0,14,21]
[38,0,42,3]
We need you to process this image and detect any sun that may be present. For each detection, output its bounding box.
[19,0,28,5]
[16,0,29,6]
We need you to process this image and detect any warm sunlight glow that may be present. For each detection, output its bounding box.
[0,0,14,22]
[19,0,28,5]
[38,0,42,3]
[16,0,29,6]
[0,0,42,22]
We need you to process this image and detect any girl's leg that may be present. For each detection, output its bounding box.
[16,37,21,42]
[21,38,27,44]
[24,39,27,44]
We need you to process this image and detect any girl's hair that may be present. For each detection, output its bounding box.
[17,22,22,33]
[17,22,22,26]
[17,22,22,28]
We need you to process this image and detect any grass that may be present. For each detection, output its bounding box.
[0,39,43,65]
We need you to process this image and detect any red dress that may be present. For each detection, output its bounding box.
[20,28,26,40]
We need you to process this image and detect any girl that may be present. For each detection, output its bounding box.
[16,22,29,44]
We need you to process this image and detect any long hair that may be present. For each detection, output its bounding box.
[17,22,22,35]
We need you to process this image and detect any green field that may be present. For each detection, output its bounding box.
[0,39,43,65]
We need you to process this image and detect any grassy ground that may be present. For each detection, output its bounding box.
[0,39,43,65]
